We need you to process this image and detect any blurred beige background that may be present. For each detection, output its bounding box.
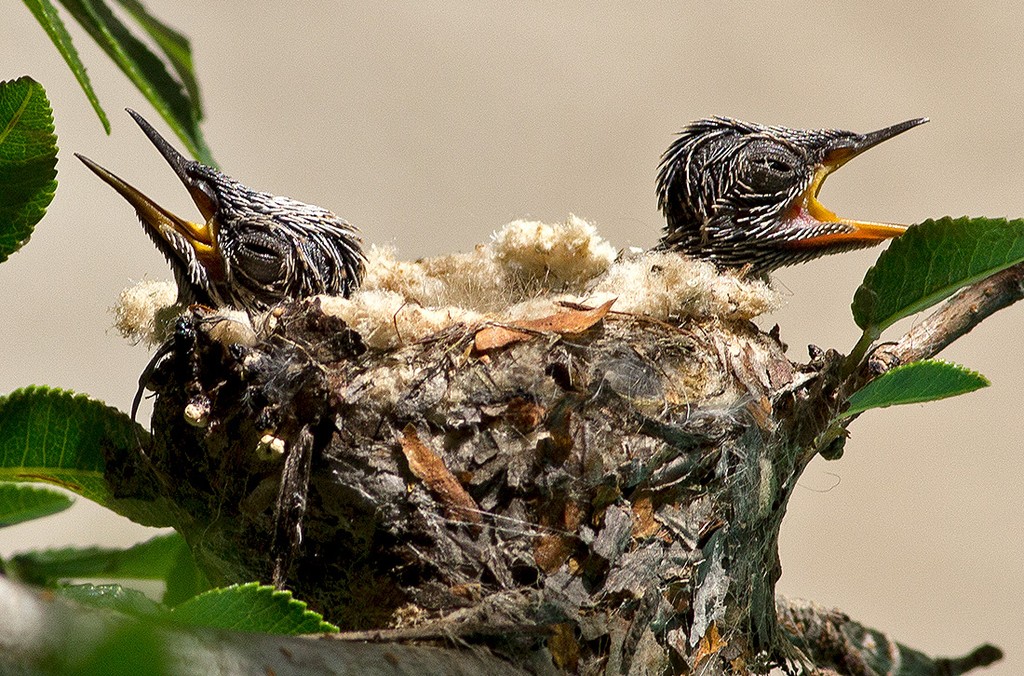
[2,2,1021,672]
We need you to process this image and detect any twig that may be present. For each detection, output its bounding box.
[777,595,1002,676]
[826,261,1024,446]
[864,261,1024,378]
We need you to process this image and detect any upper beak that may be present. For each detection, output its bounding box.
[75,109,222,277]
[787,117,928,250]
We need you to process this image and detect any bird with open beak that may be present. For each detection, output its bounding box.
[656,117,927,274]
[76,110,364,315]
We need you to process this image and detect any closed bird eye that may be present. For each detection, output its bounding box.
[754,156,793,174]
[234,233,287,286]
[740,144,800,195]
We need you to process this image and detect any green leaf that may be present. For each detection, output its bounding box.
[8,531,212,604]
[0,483,73,527]
[843,360,989,418]
[21,0,110,132]
[0,76,58,263]
[7,533,191,585]
[56,0,214,164]
[162,535,211,606]
[114,0,203,120]
[66,616,169,676]
[57,582,163,617]
[170,582,338,634]
[0,386,174,527]
[853,217,1024,337]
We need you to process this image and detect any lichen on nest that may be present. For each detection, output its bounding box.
[113,215,782,349]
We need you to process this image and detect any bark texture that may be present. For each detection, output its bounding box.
[106,292,1002,675]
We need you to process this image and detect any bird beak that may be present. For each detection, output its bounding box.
[75,109,222,278]
[787,117,928,250]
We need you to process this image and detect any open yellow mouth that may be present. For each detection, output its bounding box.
[787,164,908,250]
[782,117,929,251]
[76,154,223,277]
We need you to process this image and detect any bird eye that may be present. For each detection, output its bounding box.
[234,234,287,286]
[755,156,793,173]
[740,144,801,195]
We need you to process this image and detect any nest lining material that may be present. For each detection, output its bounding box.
[113,215,782,349]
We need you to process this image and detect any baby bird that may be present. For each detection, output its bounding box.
[78,110,364,314]
[656,116,927,273]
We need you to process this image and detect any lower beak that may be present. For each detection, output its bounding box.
[75,153,222,274]
[787,165,909,249]
[785,118,927,250]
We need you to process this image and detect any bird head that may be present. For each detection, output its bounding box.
[656,116,927,273]
[76,110,364,314]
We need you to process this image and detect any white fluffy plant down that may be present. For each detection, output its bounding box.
[113,215,782,350]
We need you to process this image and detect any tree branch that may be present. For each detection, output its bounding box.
[0,577,532,676]
[868,261,1024,373]
[777,597,1002,676]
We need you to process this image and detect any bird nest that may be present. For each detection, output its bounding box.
[108,218,903,673]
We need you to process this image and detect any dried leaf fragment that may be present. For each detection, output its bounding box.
[504,397,546,432]
[630,493,663,540]
[548,622,580,672]
[694,622,727,664]
[534,534,575,574]
[400,424,481,525]
[473,299,616,353]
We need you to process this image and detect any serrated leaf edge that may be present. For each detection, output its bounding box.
[842,359,989,418]
[170,582,338,634]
